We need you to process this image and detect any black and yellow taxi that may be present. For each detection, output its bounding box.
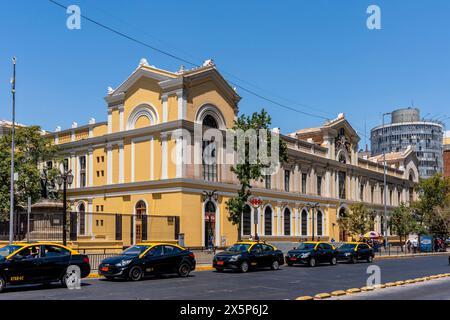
[337,242,375,263]
[98,242,196,281]
[285,241,338,267]
[213,241,284,273]
[0,242,91,292]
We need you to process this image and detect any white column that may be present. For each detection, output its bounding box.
[325,170,331,198]
[162,94,168,123]
[88,148,93,187]
[119,105,124,132]
[176,135,183,178]
[118,142,124,183]
[70,154,76,189]
[150,136,154,180]
[177,90,186,120]
[161,132,168,179]
[107,144,113,184]
[107,109,112,134]
[71,130,75,142]
[277,205,282,235]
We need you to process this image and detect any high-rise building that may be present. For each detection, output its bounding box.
[371,108,444,179]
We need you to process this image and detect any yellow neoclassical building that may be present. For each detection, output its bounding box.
[46,58,419,249]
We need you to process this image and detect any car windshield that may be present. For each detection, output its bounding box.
[227,243,251,252]
[123,245,149,256]
[339,244,357,250]
[295,243,316,250]
[0,245,23,257]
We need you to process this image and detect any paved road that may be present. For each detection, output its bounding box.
[0,255,449,300]
[332,277,450,300]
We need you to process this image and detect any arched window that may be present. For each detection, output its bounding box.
[242,205,252,236]
[284,208,291,236]
[78,203,86,236]
[316,211,323,236]
[301,209,308,236]
[264,206,272,236]
[202,115,218,182]
[135,201,147,217]
[203,114,218,129]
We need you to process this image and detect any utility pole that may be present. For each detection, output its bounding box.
[9,57,16,243]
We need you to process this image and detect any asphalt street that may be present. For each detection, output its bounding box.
[0,255,449,300]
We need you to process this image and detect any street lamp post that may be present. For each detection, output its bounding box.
[56,169,74,246]
[249,196,263,241]
[306,202,320,241]
[381,112,391,248]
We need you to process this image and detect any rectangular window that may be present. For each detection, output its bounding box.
[79,156,86,188]
[265,175,271,189]
[360,184,364,201]
[317,176,322,196]
[381,187,384,204]
[371,186,375,203]
[284,170,290,192]
[301,173,307,194]
[63,158,69,172]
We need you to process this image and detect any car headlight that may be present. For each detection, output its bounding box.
[229,255,241,262]
[300,252,310,258]
[116,259,133,267]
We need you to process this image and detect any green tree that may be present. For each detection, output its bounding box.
[412,173,450,237]
[225,109,288,241]
[338,203,372,240]
[0,126,58,221]
[389,203,417,251]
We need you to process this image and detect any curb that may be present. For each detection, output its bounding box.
[295,272,450,301]
[375,252,450,260]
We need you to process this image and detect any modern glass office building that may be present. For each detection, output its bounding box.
[371,108,444,179]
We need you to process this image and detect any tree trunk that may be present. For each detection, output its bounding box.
[237,221,242,242]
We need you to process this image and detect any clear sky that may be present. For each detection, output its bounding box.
[1,0,450,148]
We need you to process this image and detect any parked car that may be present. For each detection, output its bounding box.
[285,241,338,267]
[213,241,284,273]
[337,242,374,263]
[98,243,196,281]
[0,242,91,293]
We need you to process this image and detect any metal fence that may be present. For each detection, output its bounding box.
[0,212,180,246]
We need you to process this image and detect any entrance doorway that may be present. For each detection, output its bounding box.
[135,201,146,244]
[204,201,216,248]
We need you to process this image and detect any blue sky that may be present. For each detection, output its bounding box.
[1,0,450,147]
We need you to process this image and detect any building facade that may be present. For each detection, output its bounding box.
[444,131,450,178]
[370,108,444,179]
[45,59,419,249]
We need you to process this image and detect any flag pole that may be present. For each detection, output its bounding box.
[9,57,16,243]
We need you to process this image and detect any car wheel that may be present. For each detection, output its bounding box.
[240,261,249,273]
[367,256,374,263]
[271,260,280,270]
[61,265,81,288]
[128,266,144,281]
[178,263,191,277]
[309,258,316,267]
[351,256,357,264]
[330,257,337,265]
[0,276,5,293]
